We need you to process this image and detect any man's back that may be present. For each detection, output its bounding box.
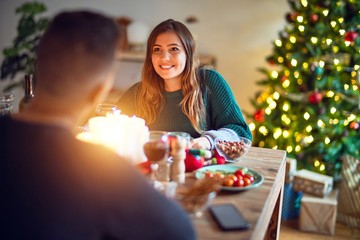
[1,115,195,240]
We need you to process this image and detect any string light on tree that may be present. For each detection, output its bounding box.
[247,0,360,179]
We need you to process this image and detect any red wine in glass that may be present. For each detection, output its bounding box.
[143,141,168,163]
[143,131,169,182]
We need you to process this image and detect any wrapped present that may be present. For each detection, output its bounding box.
[299,189,338,235]
[337,155,360,229]
[281,183,302,220]
[285,158,297,183]
[293,169,333,197]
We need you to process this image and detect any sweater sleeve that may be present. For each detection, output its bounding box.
[115,82,141,116]
[201,69,252,148]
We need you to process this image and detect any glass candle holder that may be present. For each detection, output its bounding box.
[95,103,118,116]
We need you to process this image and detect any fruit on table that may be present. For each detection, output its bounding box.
[233,177,245,187]
[203,168,255,188]
[222,177,234,187]
[234,168,246,177]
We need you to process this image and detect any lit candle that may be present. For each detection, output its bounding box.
[77,112,149,164]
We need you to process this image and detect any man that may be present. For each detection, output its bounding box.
[0,11,195,240]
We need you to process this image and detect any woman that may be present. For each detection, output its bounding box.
[116,19,252,150]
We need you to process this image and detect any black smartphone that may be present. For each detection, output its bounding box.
[209,204,251,231]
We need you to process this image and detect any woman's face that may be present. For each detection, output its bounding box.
[151,31,187,88]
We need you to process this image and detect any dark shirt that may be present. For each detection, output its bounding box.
[0,115,195,240]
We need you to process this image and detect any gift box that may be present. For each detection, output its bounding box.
[293,169,333,197]
[281,183,302,220]
[299,189,338,235]
[285,158,297,184]
[337,155,360,229]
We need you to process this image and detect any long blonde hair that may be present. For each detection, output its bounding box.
[136,19,205,133]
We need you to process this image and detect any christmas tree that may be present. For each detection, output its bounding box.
[247,0,360,179]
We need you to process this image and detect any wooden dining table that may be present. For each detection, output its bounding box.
[186,146,287,240]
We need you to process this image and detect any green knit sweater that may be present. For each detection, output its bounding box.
[116,69,252,147]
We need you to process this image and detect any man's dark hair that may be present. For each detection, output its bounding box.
[36,11,120,94]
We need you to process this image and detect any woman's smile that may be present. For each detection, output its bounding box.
[152,31,186,90]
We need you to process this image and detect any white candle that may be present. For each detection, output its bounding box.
[77,112,149,164]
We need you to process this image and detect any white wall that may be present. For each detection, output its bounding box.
[0,0,289,114]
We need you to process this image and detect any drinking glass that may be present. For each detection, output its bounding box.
[168,131,191,148]
[0,92,14,115]
[0,103,13,116]
[143,131,170,182]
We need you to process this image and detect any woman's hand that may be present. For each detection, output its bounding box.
[190,137,211,150]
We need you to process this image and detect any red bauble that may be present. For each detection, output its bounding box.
[350,121,359,130]
[254,109,265,122]
[286,12,298,23]
[267,57,276,65]
[281,76,287,83]
[310,14,319,23]
[344,31,358,43]
[308,91,323,104]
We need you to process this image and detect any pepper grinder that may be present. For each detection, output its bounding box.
[170,136,187,184]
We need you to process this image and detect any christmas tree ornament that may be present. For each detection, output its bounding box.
[344,30,358,43]
[286,12,298,23]
[309,91,323,104]
[349,121,359,130]
[311,61,318,70]
[315,66,324,75]
[254,109,265,122]
[310,14,319,24]
[266,56,276,65]
[311,62,324,75]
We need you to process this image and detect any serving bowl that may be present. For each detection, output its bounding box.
[215,136,252,163]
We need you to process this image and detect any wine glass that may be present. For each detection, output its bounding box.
[143,131,170,183]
